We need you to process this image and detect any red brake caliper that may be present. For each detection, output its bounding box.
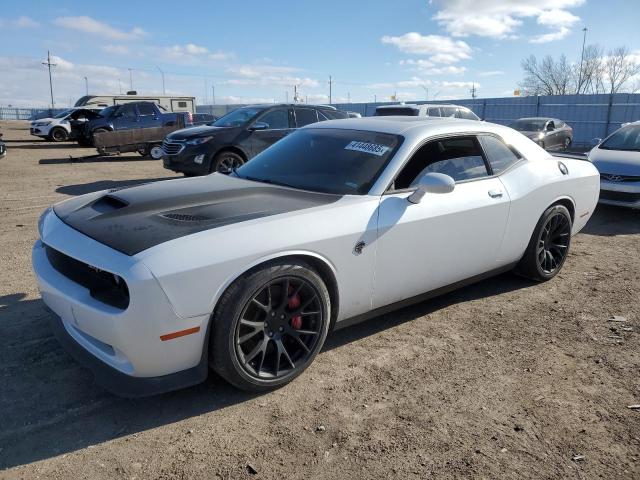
[288,287,302,330]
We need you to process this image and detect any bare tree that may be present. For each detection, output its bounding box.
[575,45,604,94]
[520,54,574,95]
[604,47,640,94]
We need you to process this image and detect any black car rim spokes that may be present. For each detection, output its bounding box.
[218,156,243,174]
[537,213,570,274]
[235,277,324,380]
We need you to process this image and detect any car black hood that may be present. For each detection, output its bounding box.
[53,175,341,256]
[167,125,236,140]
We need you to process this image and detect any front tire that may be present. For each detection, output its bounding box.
[49,127,68,142]
[210,151,244,174]
[210,261,331,392]
[516,204,572,281]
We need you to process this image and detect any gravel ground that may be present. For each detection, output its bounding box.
[0,120,639,479]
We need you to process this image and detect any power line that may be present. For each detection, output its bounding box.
[42,51,57,110]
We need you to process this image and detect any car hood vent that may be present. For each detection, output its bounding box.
[161,213,210,222]
[91,194,129,213]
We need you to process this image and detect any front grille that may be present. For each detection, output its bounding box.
[45,245,130,309]
[600,190,640,203]
[162,140,184,156]
[601,173,640,183]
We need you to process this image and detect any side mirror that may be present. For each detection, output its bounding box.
[408,173,455,204]
[591,138,602,146]
[249,121,268,131]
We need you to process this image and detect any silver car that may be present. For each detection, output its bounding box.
[510,117,573,151]
[589,121,640,209]
[374,103,480,120]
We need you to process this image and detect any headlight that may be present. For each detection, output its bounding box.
[38,206,52,237]
[36,121,51,127]
[186,136,213,145]
[537,132,545,140]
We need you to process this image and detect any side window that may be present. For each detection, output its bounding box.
[479,135,522,175]
[138,103,156,116]
[178,101,187,108]
[257,108,289,129]
[440,106,457,117]
[393,136,489,189]
[427,107,441,117]
[295,108,319,127]
[120,104,137,119]
[457,108,479,120]
[547,120,556,130]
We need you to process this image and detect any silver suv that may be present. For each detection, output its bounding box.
[373,103,480,120]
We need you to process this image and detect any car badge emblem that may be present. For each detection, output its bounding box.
[606,174,623,182]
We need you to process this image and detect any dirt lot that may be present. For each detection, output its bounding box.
[0,120,639,479]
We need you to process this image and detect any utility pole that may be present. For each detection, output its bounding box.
[577,27,588,93]
[374,94,377,103]
[347,92,350,104]
[83,76,89,96]
[42,51,56,111]
[470,83,477,99]
[212,85,215,105]
[128,68,133,90]
[157,67,165,95]
[328,75,332,105]
[286,90,289,103]
[118,79,122,94]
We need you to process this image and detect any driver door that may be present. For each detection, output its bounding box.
[372,135,510,308]
[249,107,293,157]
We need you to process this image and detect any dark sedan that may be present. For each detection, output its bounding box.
[510,117,573,151]
[162,104,348,175]
[0,133,5,159]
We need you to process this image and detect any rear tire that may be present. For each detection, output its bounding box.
[210,151,244,174]
[210,260,331,392]
[563,137,572,150]
[49,127,68,142]
[516,204,572,282]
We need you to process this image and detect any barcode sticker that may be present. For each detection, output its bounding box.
[344,141,390,156]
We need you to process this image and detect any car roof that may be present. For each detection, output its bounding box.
[375,103,471,110]
[307,116,506,138]
[516,117,559,122]
[242,103,338,110]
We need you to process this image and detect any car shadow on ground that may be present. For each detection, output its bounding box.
[56,177,180,196]
[39,155,157,165]
[0,271,533,470]
[10,143,84,149]
[581,204,640,236]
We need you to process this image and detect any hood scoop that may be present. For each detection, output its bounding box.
[91,195,129,213]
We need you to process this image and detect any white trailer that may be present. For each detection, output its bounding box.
[74,93,195,113]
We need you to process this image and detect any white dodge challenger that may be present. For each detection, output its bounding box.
[33,117,600,396]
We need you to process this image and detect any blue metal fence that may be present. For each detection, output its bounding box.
[0,107,67,121]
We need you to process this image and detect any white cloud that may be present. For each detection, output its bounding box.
[0,16,40,28]
[478,70,504,77]
[224,65,319,88]
[381,33,472,63]
[530,27,571,43]
[401,60,466,75]
[163,43,233,63]
[102,45,131,55]
[431,0,584,41]
[53,16,147,40]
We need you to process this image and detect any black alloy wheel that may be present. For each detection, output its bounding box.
[516,204,572,281]
[210,261,331,392]
[536,211,571,275]
[235,277,324,380]
[50,127,68,142]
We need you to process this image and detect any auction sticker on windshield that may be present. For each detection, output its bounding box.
[345,141,390,156]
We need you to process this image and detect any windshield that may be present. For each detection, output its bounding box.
[53,109,73,119]
[235,128,402,195]
[99,105,119,118]
[212,106,265,127]
[374,107,418,117]
[600,125,640,151]
[510,119,547,131]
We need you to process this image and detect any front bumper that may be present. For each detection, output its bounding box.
[598,179,640,209]
[30,126,50,138]
[162,143,212,175]
[32,211,210,396]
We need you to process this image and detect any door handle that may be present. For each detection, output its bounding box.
[488,189,503,198]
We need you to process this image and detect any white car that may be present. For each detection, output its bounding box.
[588,122,640,208]
[32,117,600,396]
[30,107,101,142]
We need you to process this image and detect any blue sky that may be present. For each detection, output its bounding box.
[1,0,638,107]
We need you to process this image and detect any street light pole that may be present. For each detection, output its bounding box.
[157,67,165,95]
[128,68,134,91]
[42,50,57,111]
[83,76,89,96]
[577,27,588,93]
